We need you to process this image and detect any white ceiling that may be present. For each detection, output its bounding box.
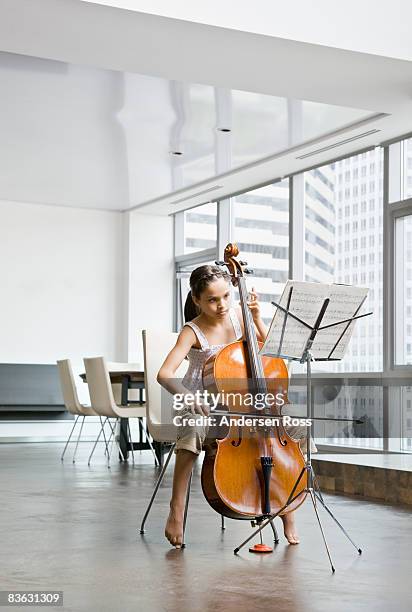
[0,51,374,210]
[1,0,412,214]
[82,0,412,62]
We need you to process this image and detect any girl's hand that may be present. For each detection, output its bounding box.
[246,287,262,322]
[189,397,210,417]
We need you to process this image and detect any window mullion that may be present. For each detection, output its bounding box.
[217,198,232,257]
[290,175,305,280]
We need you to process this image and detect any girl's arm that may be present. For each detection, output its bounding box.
[157,326,195,396]
[157,326,210,416]
[253,317,268,343]
[236,287,268,342]
[248,287,267,341]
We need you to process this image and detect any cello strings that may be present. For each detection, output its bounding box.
[238,277,267,392]
[238,275,287,448]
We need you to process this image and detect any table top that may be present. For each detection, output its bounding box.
[80,363,144,384]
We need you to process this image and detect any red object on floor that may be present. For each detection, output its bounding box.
[249,543,273,553]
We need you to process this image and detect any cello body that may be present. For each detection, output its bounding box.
[201,341,307,519]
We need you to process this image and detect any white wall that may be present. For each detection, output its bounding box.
[0,202,175,441]
[0,200,127,404]
[127,210,174,364]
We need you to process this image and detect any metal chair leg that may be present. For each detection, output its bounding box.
[88,416,107,466]
[106,418,115,468]
[106,418,125,467]
[127,420,135,465]
[138,418,143,454]
[105,419,115,450]
[140,443,176,534]
[72,416,85,464]
[99,416,109,456]
[139,447,229,546]
[142,420,160,467]
[61,415,79,462]
[181,470,192,548]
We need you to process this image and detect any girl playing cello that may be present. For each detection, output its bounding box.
[158,264,309,548]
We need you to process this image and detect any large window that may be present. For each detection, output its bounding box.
[175,257,217,329]
[395,213,412,366]
[304,165,335,284]
[232,179,289,325]
[388,138,412,373]
[310,383,384,451]
[183,202,217,255]
[304,150,384,372]
[173,133,412,453]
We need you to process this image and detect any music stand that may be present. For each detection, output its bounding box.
[233,281,372,573]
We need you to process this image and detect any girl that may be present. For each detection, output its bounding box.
[157,265,301,548]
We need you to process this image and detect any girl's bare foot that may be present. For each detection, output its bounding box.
[281,512,300,544]
[165,504,185,548]
[165,449,197,549]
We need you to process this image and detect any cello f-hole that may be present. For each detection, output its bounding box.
[231,426,242,447]
[276,424,288,446]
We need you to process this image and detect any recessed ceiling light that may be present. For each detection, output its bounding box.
[170,151,183,156]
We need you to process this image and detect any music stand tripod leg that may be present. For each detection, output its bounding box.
[312,475,362,554]
[308,488,335,573]
[306,347,361,559]
[269,518,279,544]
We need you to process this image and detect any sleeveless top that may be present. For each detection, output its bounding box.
[181,308,243,392]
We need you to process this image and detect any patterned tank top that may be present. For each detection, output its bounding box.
[181,308,243,392]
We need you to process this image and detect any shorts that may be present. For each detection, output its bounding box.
[175,407,210,455]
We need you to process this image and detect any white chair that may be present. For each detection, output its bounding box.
[142,329,186,445]
[139,329,197,540]
[83,356,157,468]
[57,359,99,463]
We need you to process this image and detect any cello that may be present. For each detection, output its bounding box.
[201,243,307,520]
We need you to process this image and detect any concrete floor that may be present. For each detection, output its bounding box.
[0,443,411,612]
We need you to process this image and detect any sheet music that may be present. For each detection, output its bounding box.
[260,281,369,360]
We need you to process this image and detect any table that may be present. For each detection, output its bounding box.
[80,364,166,464]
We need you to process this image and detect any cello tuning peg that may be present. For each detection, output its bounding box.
[239,260,248,266]
[215,260,225,266]
[244,268,254,275]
